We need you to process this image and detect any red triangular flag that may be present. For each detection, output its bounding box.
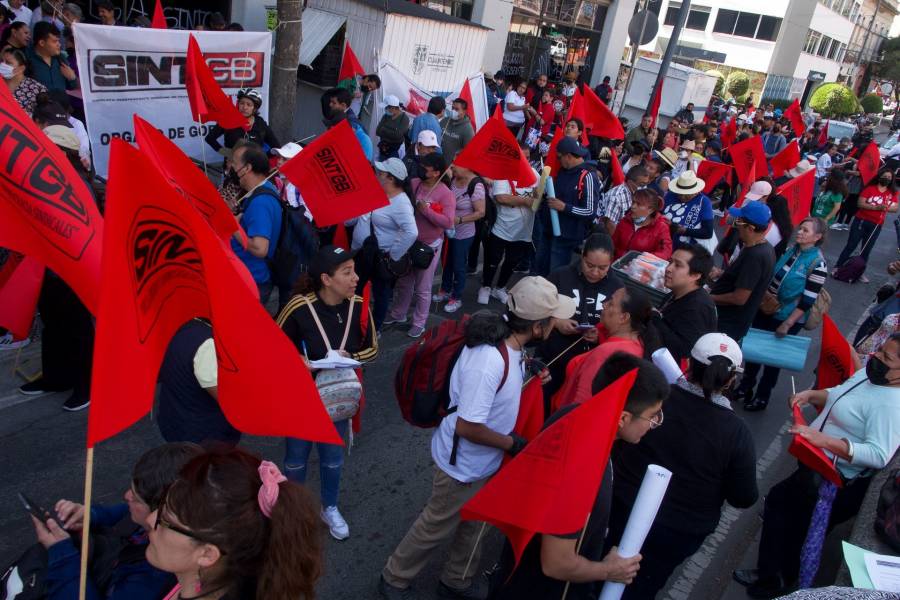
[492,103,503,121]
[185,34,248,131]
[789,404,843,487]
[0,82,103,313]
[815,314,855,390]
[696,160,733,194]
[721,117,737,149]
[818,120,829,146]
[776,167,816,226]
[151,0,167,29]
[133,115,244,245]
[461,370,636,565]
[0,253,43,339]
[338,42,366,82]
[564,90,589,145]
[279,121,389,226]
[784,99,806,138]
[722,158,757,226]
[87,139,341,447]
[454,116,537,187]
[360,281,372,337]
[333,222,350,251]
[545,127,564,178]
[513,378,545,441]
[459,79,479,132]
[648,82,663,129]
[857,142,882,186]
[581,85,625,140]
[729,135,768,182]
[609,148,625,187]
[770,140,802,179]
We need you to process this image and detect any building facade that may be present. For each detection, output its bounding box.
[839,0,899,93]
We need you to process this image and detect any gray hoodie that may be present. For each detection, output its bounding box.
[439,115,475,162]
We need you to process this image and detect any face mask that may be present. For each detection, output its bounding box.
[0,63,14,79]
[632,215,648,225]
[679,150,689,159]
[867,355,892,385]
[880,178,892,186]
[447,109,459,120]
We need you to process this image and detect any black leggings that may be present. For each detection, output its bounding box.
[835,193,859,225]
[482,233,532,290]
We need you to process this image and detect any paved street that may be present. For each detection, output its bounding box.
[1,210,898,599]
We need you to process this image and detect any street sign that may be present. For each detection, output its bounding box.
[628,10,659,46]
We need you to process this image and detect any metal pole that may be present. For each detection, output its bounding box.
[618,0,651,117]
[856,0,882,92]
[645,0,690,119]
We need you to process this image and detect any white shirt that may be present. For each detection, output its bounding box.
[504,91,526,124]
[350,192,418,261]
[491,175,537,242]
[432,343,524,483]
[816,153,832,178]
[67,116,90,162]
[2,1,32,24]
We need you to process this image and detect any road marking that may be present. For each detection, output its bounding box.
[662,418,792,600]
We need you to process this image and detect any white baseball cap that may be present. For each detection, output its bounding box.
[417,130,439,147]
[273,142,303,159]
[374,157,408,181]
[382,94,401,108]
[744,180,772,201]
[691,333,743,373]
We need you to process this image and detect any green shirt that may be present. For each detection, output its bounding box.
[811,190,842,223]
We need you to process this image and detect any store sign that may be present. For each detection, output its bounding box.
[807,71,826,82]
[411,44,455,75]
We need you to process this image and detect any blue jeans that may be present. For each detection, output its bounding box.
[441,236,475,299]
[371,276,394,331]
[536,236,579,275]
[284,418,348,507]
[836,217,881,269]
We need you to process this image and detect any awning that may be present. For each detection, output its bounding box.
[299,8,347,68]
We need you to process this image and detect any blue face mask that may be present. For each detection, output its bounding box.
[633,215,648,225]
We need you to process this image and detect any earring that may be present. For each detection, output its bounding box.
[195,569,202,594]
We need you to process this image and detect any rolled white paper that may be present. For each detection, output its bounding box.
[598,465,673,600]
[652,348,684,385]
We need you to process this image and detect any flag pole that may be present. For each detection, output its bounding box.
[233,167,282,207]
[196,110,209,177]
[522,335,589,387]
[461,522,488,581]
[78,446,95,600]
[560,512,592,600]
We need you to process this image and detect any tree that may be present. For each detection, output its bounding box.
[706,70,725,96]
[270,0,302,143]
[860,93,883,114]
[875,36,900,104]
[809,83,860,117]
[725,72,750,99]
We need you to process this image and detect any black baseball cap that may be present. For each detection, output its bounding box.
[310,245,358,280]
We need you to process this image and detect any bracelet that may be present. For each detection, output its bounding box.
[844,438,854,462]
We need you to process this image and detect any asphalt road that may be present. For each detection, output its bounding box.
[1,195,898,600]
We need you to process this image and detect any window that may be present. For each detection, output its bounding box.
[664,1,681,26]
[756,15,781,41]
[734,11,760,37]
[840,0,852,17]
[817,34,832,57]
[827,38,841,60]
[713,8,738,34]
[804,29,821,53]
[647,0,663,16]
[686,5,711,30]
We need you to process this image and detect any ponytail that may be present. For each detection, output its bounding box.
[689,356,735,401]
[291,272,317,296]
[620,287,661,359]
[261,482,323,600]
[463,309,548,348]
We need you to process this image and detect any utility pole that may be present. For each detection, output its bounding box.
[646,0,690,118]
[270,0,303,143]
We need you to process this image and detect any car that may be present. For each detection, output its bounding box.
[822,120,856,142]
[549,39,567,58]
[881,131,899,158]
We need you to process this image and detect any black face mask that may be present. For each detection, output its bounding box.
[866,356,892,385]
[880,178,893,186]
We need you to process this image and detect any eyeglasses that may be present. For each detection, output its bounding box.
[635,409,664,429]
[153,497,222,550]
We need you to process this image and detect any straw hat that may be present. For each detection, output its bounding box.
[680,140,696,152]
[669,171,706,195]
[654,147,678,169]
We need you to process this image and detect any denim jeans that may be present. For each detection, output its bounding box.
[284,418,349,507]
[357,273,395,331]
[836,217,881,269]
[441,236,475,299]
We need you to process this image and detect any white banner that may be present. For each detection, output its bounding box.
[375,62,488,139]
[73,24,272,176]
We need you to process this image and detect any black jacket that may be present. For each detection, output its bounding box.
[653,287,717,363]
[205,115,281,154]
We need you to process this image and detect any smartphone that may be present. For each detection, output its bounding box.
[18,493,61,527]
[576,323,595,331]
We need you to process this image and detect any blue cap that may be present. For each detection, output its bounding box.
[728,201,771,227]
[557,136,588,158]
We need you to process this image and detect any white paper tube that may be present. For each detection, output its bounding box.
[598,465,673,600]
[651,348,683,385]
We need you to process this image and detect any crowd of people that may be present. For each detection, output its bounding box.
[5,4,900,598]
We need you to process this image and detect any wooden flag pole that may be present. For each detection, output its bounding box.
[78,446,95,600]
[560,512,592,600]
[522,335,588,388]
[461,522,488,581]
[196,109,209,177]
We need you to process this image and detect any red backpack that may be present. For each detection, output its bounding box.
[395,315,509,428]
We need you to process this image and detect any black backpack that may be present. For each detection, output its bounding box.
[875,468,900,552]
[1,544,46,600]
[464,177,496,238]
[246,188,319,288]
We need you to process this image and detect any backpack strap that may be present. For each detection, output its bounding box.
[449,343,511,466]
[304,298,333,353]
[339,301,354,351]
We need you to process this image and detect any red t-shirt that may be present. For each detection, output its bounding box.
[856,185,899,226]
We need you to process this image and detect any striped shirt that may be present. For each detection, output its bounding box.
[768,250,827,312]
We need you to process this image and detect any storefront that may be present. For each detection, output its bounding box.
[500,0,609,83]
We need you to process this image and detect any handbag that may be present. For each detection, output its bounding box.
[408,240,436,269]
[759,291,781,315]
[306,301,362,422]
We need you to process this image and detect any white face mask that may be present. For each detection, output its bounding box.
[0,62,15,79]
[678,150,689,159]
[447,109,459,120]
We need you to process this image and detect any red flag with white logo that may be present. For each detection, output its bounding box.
[185,34,248,131]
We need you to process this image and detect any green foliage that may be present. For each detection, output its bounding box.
[808,83,859,117]
[725,71,750,98]
[860,93,884,114]
[877,38,900,100]
[706,70,725,96]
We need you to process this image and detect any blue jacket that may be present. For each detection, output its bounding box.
[46,504,174,600]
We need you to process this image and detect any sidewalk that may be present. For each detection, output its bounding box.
[0,329,43,410]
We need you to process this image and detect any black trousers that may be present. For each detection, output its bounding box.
[482,234,532,290]
[38,275,94,401]
[835,193,859,225]
[739,312,803,401]
[756,466,872,582]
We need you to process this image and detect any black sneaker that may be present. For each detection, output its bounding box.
[746,573,790,599]
[378,576,417,600]
[732,568,760,587]
[437,576,488,600]
[743,396,770,412]
[62,395,90,412]
[19,379,66,396]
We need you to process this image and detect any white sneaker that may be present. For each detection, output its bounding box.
[432,291,450,303]
[491,288,509,304]
[0,332,29,351]
[321,505,349,540]
[713,209,724,217]
[477,286,491,305]
[829,223,843,230]
[444,299,463,313]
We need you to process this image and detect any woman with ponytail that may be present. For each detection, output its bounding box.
[607,333,758,600]
[146,448,323,600]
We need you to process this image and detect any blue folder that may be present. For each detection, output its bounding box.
[741,328,811,372]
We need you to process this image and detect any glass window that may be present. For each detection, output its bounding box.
[804,29,821,54]
[840,0,852,17]
[664,1,681,26]
[647,0,663,16]
[817,34,832,56]
[756,15,781,41]
[827,38,840,59]
[713,8,738,34]
[734,11,760,37]
[686,5,711,30]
